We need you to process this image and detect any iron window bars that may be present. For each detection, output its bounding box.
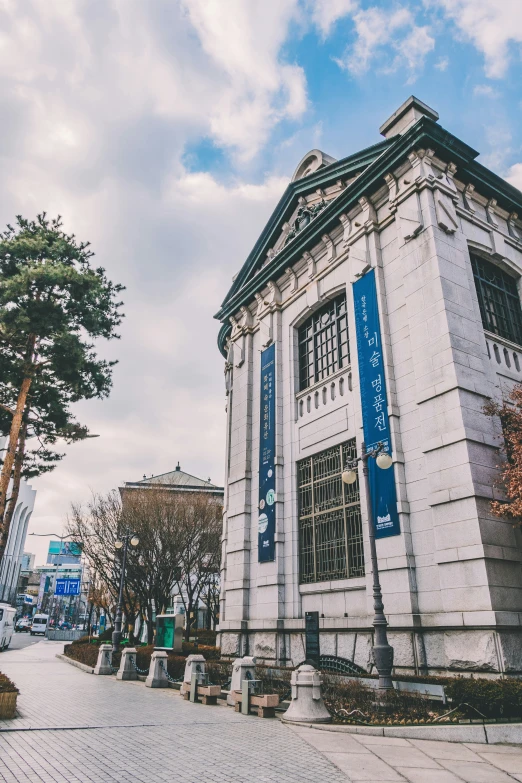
[298,439,365,584]
[298,293,349,391]
[471,255,522,347]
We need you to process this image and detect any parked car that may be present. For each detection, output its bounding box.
[15,618,31,632]
[30,614,49,636]
[0,604,15,650]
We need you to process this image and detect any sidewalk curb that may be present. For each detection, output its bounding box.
[55,654,94,675]
[285,720,522,745]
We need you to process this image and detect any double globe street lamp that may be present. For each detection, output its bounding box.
[342,442,395,690]
[112,530,139,653]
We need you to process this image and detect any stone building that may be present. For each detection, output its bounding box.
[0,478,36,605]
[215,96,522,675]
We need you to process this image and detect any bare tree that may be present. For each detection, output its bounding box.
[171,493,222,640]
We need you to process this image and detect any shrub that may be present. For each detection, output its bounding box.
[445,677,522,720]
[166,655,186,680]
[182,642,220,660]
[206,660,232,687]
[192,629,217,646]
[0,672,18,694]
[255,665,292,698]
[64,642,100,668]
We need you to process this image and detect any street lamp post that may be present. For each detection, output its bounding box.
[342,441,394,690]
[112,530,139,654]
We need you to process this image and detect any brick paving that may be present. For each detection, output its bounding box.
[0,641,521,782]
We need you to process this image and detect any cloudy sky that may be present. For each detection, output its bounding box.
[2,0,521,563]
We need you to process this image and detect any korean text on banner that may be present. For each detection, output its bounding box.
[353,269,400,538]
[258,343,276,562]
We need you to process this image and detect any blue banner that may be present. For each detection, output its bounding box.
[258,343,276,562]
[353,270,400,538]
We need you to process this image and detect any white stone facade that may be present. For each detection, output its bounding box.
[216,97,522,676]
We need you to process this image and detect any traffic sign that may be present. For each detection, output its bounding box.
[55,578,81,596]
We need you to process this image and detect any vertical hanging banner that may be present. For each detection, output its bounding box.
[258,343,276,562]
[353,269,400,538]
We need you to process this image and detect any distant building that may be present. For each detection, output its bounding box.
[21,553,35,573]
[120,463,224,502]
[0,475,36,604]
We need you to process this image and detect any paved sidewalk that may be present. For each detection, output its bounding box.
[0,641,520,783]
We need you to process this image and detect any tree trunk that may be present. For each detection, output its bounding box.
[0,417,28,561]
[146,604,154,645]
[0,372,33,524]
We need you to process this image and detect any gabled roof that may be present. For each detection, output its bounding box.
[215,111,522,358]
[123,463,224,495]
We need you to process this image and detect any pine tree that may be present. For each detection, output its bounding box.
[0,213,124,556]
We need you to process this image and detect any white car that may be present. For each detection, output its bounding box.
[30,614,49,636]
[16,618,31,632]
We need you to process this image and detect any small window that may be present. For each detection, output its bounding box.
[471,256,522,346]
[298,293,350,390]
[298,439,364,584]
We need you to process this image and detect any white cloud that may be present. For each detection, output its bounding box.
[309,0,358,38]
[506,163,522,192]
[433,0,522,78]
[0,0,299,563]
[180,0,307,160]
[473,84,500,98]
[434,56,449,71]
[336,5,434,79]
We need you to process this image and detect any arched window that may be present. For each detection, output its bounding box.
[471,256,522,346]
[298,293,349,390]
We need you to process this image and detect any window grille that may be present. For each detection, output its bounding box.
[471,256,522,346]
[298,439,364,584]
[298,293,349,391]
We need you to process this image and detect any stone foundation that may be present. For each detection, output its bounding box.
[219,628,522,676]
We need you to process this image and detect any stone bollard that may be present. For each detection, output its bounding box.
[227,656,256,706]
[93,644,113,675]
[282,664,331,724]
[180,654,206,698]
[116,647,138,681]
[145,650,169,688]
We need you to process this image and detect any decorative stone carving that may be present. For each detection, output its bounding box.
[358,196,377,227]
[94,643,113,675]
[408,148,436,182]
[486,198,499,227]
[303,250,316,280]
[508,212,521,241]
[384,172,398,210]
[285,267,298,293]
[284,199,328,246]
[227,656,256,706]
[463,184,476,213]
[435,191,459,234]
[397,194,423,242]
[116,647,138,681]
[145,650,169,688]
[321,233,336,263]
[339,213,352,245]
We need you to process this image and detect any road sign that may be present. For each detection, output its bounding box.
[54,578,81,596]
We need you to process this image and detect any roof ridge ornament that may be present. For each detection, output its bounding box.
[284,199,328,247]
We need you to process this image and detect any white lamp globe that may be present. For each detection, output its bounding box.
[376,452,393,470]
[114,540,123,550]
[342,469,357,485]
[130,536,140,547]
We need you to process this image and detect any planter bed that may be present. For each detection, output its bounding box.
[0,673,18,719]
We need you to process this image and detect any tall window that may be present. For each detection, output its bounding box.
[298,293,349,391]
[471,255,522,346]
[298,439,364,584]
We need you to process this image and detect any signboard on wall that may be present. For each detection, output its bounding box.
[353,269,400,538]
[258,343,276,562]
[305,611,320,667]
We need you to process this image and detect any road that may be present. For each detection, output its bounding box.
[0,640,520,783]
[7,632,41,651]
